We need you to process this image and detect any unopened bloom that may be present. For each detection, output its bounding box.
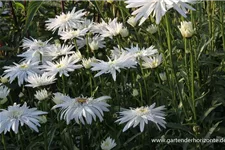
[0,76,8,83]
[141,54,162,69]
[82,57,97,69]
[127,16,137,27]
[0,85,10,104]
[0,103,47,134]
[101,137,117,150]
[34,89,50,101]
[52,95,111,124]
[116,103,166,132]
[120,27,129,37]
[147,24,158,34]
[178,21,194,38]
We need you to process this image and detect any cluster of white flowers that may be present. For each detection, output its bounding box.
[0,6,167,138]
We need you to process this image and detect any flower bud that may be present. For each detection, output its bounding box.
[147,24,158,34]
[127,16,137,27]
[120,27,129,37]
[178,21,195,38]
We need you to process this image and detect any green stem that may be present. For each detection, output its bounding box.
[189,39,196,121]
[62,75,66,94]
[165,14,183,109]
[1,134,6,150]
[220,2,225,51]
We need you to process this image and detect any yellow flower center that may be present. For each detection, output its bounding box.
[77,98,87,103]
[20,64,28,69]
[136,107,149,116]
[11,110,22,119]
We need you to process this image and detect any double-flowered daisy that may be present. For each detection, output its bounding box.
[126,0,195,25]
[91,52,137,81]
[52,95,111,125]
[125,44,158,60]
[45,7,86,33]
[0,103,47,134]
[19,37,53,63]
[41,55,82,77]
[99,18,127,38]
[26,73,56,88]
[3,61,41,86]
[116,103,166,132]
[46,44,75,59]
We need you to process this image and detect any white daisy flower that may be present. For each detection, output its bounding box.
[34,89,50,101]
[90,20,108,34]
[0,103,47,134]
[125,0,195,25]
[100,18,123,38]
[52,92,71,105]
[18,49,53,63]
[46,44,75,59]
[25,73,56,88]
[22,37,51,51]
[59,28,88,41]
[170,0,196,19]
[141,53,163,69]
[125,45,158,60]
[77,35,105,51]
[116,103,166,132]
[125,0,168,25]
[41,55,82,77]
[52,95,111,125]
[91,52,137,81]
[3,61,41,86]
[45,7,86,33]
[101,137,117,150]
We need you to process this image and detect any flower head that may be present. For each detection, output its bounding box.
[45,7,86,33]
[141,54,162,69]
[101,137,117,150]
[3,61,41,86]
[178,21,195,38]
[41,55,82,77]
[0,103,47,134]
[52,95,111,124]
[116,103,166,132]
[26,73,56,88]
[34,89,50,101]
[91,52,137,81]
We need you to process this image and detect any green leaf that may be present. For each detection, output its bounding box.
[200,103,222,122]
[204,121,222,139]
[23,1,43,35]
